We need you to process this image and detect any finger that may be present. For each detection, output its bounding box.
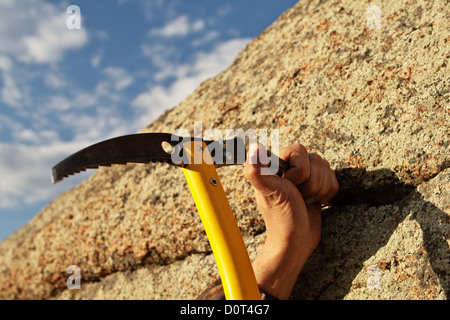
[315,160,332,204]
[298,153,324,204]
[243,143,283,196]
[279,143,310,186]
[321,167,339,204]
[305,159,339,205]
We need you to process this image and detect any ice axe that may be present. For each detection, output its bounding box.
[52,132,290,300]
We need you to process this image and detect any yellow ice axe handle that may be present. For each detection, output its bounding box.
[182,141,260,300]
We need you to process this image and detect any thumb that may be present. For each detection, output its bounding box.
[243,143,282,196]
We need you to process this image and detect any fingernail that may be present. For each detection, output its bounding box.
[248,143,269,166]
[248,143,258,165]
[259,144,269,165]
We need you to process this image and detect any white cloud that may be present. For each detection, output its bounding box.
[0,0,88,64]
[139,0,170,21]
[0,55,12,71]
[192,31,220,47]
[217,5,232,16]
[132,37,251,127]
[149,15,205,37]
[191,19,205,32]
[0,103,130,209]
[142,38,251,83]
[47,90,98,112]
[12,128,58,144]
[141,43,176,68]
[94,30,109,40]
[20,14,88,64]
[47,95,73,111]
[131,82,193,126]
[44,71,67,89]
[0,114,23,135]
[74,91,97,108]
[102,66,134,90]
[0,140,94,208]
[91,51,103,68]
[0,1,89,108]
[193,38,250,76]
[150,15,189,37]
[1,73,23,107]
[61,108,128,142]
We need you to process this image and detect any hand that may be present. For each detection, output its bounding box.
[244,143,338,299]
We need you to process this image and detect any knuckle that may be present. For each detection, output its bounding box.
[308,152,323,165]
[299,169,310,184]
[292,143,308,157]
[243,163,258,180]
[308,180,322,195]
[292,167,310,185]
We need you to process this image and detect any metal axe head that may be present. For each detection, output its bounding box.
[51,132,280,183]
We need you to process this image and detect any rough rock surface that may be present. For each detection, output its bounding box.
[1,0,448,299]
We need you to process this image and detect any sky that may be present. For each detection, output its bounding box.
[0,0,298,241]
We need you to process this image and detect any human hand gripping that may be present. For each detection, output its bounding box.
[244,143,339,300]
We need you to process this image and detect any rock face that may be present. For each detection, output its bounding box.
[1,0,448,299]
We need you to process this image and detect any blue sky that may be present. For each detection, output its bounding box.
[0,0,298,241]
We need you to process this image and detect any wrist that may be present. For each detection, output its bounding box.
[252,242,310,300]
